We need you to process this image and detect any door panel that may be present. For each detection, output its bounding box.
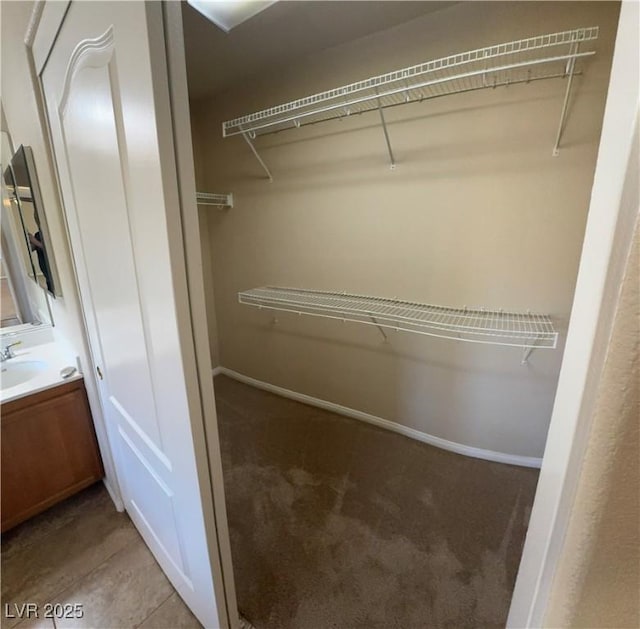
[40,3,220,626]
[116,425,184,574]
[61,49,162,450]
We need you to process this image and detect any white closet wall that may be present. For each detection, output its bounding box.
[192,1,620,461]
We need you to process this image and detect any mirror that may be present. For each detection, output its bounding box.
[1,135,55,329]
[4,146,59,296]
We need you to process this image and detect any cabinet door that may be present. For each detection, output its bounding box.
[1,380,104,532]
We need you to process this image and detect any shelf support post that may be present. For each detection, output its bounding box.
[240,129,273,182]
[521,336,544,364]
[552,41,580,156]
[521,346,534,365]
[375,92,396,170]
[369,316,388,342]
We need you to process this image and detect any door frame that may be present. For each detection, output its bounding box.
[507,1,639,625]
[26,0,638,627]
[161,1,639,624]
[29,1,238,627]
[160,3,239,624]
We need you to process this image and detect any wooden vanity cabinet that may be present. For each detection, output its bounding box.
[1,378,104,532]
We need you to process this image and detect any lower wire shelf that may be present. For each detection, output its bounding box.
[238,286,558,350]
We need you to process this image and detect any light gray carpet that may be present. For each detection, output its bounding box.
[215,375,538,629]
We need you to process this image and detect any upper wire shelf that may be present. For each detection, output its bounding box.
[196,192,233,208]
[238,287,558,354]
[223,27,598,140]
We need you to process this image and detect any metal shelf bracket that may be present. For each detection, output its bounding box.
[552,40,581,156]
[369,315,389,342]
[521,335,546,364]
[241,129,273,183]
[376,91,396,169]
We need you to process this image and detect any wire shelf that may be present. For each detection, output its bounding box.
[223,27,598,138]
[196,192,234,208]
[239,286,558,350]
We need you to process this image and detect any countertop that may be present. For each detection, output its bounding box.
[0,342,83,404]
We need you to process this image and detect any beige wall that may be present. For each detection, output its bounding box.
[192,119,221,367]
[545,207,639,627]
[191,1,619,459]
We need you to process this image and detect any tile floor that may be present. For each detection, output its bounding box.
[1,484,202,629]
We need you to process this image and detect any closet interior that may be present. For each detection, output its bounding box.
[183,1,619,627]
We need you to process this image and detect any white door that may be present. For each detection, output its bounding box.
[40,3,222,626]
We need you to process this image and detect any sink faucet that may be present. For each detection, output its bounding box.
[0,342,22,362]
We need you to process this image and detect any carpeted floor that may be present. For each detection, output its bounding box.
[214,375,539,629]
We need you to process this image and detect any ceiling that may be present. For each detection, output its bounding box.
[182,1,455,101]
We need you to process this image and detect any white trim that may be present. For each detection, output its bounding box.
[507,2,640,626]
[24,1,45,47]
[58,26,114,117]
[102,478,124,512]
[162,3,238,626]
[213,367,542,469]
[211,366,223,377]
[31,0,70,74]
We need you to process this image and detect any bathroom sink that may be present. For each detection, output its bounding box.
[0,361,47,391]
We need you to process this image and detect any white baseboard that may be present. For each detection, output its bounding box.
[212,367,542,469]
[103,478,124,512]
